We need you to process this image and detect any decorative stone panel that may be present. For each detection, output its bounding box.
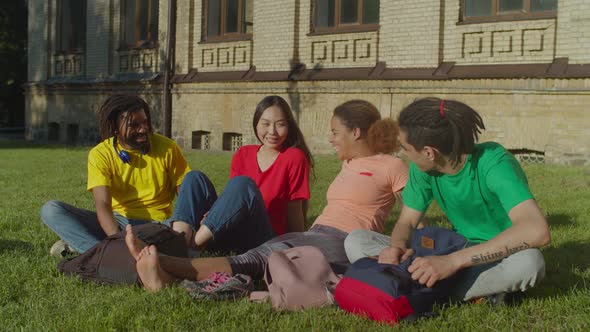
[197,41,252,72]
[453,20,556,64]
[53,53,85,77]
[117,48,159,74]
[305,31,378,68]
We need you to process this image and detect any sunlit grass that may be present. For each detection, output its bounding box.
[0,143,588,331]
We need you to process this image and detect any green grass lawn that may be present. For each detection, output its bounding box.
[1,142,589,331]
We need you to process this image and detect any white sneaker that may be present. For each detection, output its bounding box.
[49,240,74,258]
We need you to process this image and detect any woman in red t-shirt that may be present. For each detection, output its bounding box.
[169,95,314,255]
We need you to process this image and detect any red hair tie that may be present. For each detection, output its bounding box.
[439,99,445,118]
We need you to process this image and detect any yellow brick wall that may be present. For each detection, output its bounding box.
[86,0,111,78]
[252,0,296,72]
[556,0,590,63]
[380,0,440,67]
[25,0,590,165]
[175,0,193,74]
[169,79,590,166]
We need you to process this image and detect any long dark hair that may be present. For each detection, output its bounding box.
[253,95,314,171]
[333,100,400,154]
[98,94,153,140]
[398,97,485,167]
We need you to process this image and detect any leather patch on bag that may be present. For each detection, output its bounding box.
[421,236,434,249]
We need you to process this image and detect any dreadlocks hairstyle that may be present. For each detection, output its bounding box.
[398,97,485,167]
[333,100,400,154]
[253,95,315,172]
[98,94,153,141]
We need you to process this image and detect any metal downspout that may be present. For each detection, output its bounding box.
[162,0,177,138]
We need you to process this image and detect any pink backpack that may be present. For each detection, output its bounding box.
[250,246,341,311]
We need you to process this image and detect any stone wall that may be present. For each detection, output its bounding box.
[170,79,590,166]
[25,0,590,165]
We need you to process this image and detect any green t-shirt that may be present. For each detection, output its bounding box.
[402,142,533,243]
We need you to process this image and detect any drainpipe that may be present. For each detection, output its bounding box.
[162,0,177,138]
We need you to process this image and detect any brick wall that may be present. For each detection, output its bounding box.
[25,0,590,165]
[556,0,590,63]
[86,0,110,78]
[169,79,590,166]
[252,0,296,72]
[380,0,440,67]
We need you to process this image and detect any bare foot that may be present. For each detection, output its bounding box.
[136,245,178,292]
[136,246,150,261]
[125,224,146,260]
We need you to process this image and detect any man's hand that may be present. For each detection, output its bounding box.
[407,255,460,288]
[378,246,415,265]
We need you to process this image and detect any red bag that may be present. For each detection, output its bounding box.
[334,226,467,324]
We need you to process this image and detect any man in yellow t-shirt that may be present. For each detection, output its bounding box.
[41,94,193,255]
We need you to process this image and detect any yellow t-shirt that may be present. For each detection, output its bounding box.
[87,133,191,221]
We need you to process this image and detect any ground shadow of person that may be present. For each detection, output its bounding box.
[545,213,578,228]
[532,241,590,297]
[0,239,34,253]
[524,213,588,300]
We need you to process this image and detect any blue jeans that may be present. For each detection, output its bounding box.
[41,170,275,254]
[174,171,276,254]
[40,201,157,253]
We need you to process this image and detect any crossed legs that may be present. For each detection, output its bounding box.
[125,225,232,292]
[170,171,274,254]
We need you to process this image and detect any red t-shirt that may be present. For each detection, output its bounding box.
[230,145,310,235]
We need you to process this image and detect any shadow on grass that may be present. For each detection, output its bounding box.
[0,141,91,150]
[529,240,590,299]
[0,239,34,253]
[547,213,577,228]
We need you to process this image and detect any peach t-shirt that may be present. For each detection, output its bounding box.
[313,154,408,234]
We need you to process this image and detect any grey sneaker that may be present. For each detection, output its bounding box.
[49,240,74,258]
[183,272,253,301]
[471,292,522,306]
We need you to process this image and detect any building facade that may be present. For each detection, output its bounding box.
[26,0,590,165]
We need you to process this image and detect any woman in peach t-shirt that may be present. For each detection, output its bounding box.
[126,100,409,291]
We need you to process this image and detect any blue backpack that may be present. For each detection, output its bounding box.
[334,226,467,324]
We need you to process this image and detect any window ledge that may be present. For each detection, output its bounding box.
[458,12,556,25]
[117,44,159,52]
[200,34,253,44]
[308,24,379,36]
[53,50,85,56]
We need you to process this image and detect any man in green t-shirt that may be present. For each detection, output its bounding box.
[344,97,550,301]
